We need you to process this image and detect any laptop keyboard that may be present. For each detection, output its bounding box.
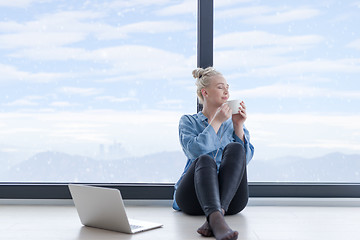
[130,224,143,230]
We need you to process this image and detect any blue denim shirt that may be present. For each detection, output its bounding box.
[172,111,254,210]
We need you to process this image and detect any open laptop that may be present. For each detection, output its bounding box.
[68,184,163,234]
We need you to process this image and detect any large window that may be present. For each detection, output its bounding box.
[0,1,196,183]
[1,0,360,200]
[214,1,360,182]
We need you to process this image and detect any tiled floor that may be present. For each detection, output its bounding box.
[1,200,360,240]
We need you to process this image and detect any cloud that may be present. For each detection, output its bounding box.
[215,31,323,49]
[3,99,39,107]
[0,10,108,46]
[216,6,274,19]
[0,147,19,153]
[0,63,67,83]
[10,44,191,63]
[213,32,360,83]
[214,0,253,9]
[5,44,195,84]
[59,87,103,96]
[354,1,360,8]
[216,55,360,79]
[157,98,184,109]
[9,47,89,61]
[214,31,325,70]
[155,0,196,16]
[1,109,359,159]
[216,5,320,24]
[231,84,360,99]
[0,109,184,157]
[0,11,114,49]
[158,99,183,105]
[2,96,79,108]
[245,8,320,24]
[49,101,80,107]
[248,59,360,77]
[0,5,195,84]
[0,0,49,7]
[0,32,86,49]
[268,141,360,151]
[117,20,192,35]
[250,113,360,130]
[78,45,193,82]
[102,0,170,9]
[90,44,190,67]
[215,48,292,70]
[347,38,360,50]
[247,112,360,159]
[0,21,24,31]
[95,96,139,103]
[0,8,193,49]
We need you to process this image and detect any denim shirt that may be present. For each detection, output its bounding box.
[172,111,254,211]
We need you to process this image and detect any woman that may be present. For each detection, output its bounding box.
[173,67,254,240]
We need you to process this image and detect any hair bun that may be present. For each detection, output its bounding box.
[192,68,204,79]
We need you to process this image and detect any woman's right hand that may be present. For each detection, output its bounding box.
[209,103,232,133]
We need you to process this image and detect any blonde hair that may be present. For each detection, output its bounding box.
[192,67,222,104]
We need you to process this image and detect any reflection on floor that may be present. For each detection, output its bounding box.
[1,199,360,240]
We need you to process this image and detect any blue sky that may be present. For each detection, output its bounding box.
[213,0,360,160]
[0,0,359,164]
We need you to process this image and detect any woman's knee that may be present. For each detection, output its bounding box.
[223,142,246,163]
[196,154,217,169]
[225,142,245,153]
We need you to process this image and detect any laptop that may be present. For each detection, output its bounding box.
[68,184,163,234]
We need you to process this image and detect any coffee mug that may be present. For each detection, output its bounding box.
[227,99,242,115]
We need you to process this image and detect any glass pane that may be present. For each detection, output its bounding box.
[0,1,196,183]
[214,1,360,182]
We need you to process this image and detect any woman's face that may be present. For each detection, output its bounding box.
[204,75,229,106]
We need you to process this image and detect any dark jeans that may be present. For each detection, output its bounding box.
[175,142,248,217]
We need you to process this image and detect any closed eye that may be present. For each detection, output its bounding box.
[217,84,229,89]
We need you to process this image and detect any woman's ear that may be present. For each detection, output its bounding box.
[201,89,207,97]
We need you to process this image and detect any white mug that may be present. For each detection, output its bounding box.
[227,99,242,115]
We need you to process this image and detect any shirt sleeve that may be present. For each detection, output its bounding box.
[179,115,222,160]
[233,126,254,165]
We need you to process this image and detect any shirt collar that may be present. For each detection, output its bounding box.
[197,111,208,122]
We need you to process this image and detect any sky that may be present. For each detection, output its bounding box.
[0,0,359,166]
[213,0,360,160]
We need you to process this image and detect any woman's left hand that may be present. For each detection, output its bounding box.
[232,101,247,127]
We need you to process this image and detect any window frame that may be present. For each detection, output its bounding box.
[1,183,360,199]
[1,0,360,201]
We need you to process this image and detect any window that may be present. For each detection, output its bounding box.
[1,0,359,200]
[214,1,360,182]
[0,1,196,183]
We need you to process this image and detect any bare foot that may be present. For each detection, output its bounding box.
[208,211,238,240]
[197,221,213,237]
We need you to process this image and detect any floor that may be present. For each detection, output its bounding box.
[1,199,360,240]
